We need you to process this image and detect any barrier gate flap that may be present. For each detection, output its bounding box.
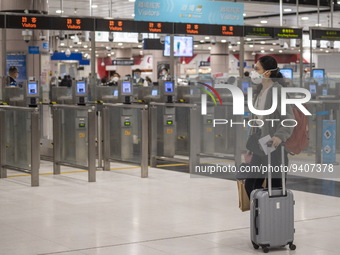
[322,120,336,164]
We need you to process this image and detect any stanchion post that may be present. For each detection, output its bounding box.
[141,106,149,178]
[150,105,158,167]
[88,107,96,182]
[0,109,6,178]
[189,105,200,174]
[102,106,111,171]
[31,109,40,187]
[53,107,61,174]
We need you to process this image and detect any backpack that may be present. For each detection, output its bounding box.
[285,106,309,155]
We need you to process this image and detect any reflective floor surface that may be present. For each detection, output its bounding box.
[0,160,339,255]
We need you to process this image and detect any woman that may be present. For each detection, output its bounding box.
[245,56,295,198]
[107,72,120,86]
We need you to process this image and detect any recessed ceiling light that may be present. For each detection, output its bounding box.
[84,45,88,48]
[91,4,98,8]
[315,23,322,26]
[96,54,99,57]
[291,48,295,50]
[284,8,292,12]
[260,20,268,24]
[129,0,136,2]
[228,45,233,49]
[56,10,64,14]
[69,45,73,48]
[301,17,309,20]
[243,13,247,17]
[131,14,135,17]
[74,49,78,52]
[200,40,204,43]
[137,45,142,48]
[261,41,265,44]
[326,50,329,53]
[194,45,198,48]
[208,46,212,50]
[233,49,236,52]
[261,50,265,53]
[272,43,277,45]
[320,49,323,51]
[237,41,241,44]
[221,39,227,43]
[338,1,340,4]
[118,43,123,46]
[279,50,283,53]
[60,42,65,46]
[270,48,274,51]
[249,45,254,48]
[205,36,210,40]
[108,53,111,56]
[246,38,252,41]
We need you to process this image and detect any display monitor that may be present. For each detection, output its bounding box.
[164,82,174,93]
[28,82,38,95]
[113,90,118,96]
[76,82,86,94]
[312,69,325,79]
[309,84,317,94]
[242,82,250,93]
[164,36,193,57]
[322,88,328,96]
[122,82,132,94]
[280,69,293,79]
[151,89,158,96]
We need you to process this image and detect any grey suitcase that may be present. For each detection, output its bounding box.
[250,143,296,253]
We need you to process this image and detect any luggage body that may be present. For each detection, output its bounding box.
[250,143,296,253]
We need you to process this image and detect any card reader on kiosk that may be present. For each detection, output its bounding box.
[74,80,88,105]
[26,81,39,107]
[159,80,175,103]
[118,81,133,104]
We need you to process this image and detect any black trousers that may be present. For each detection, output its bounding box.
[245,146,288,198]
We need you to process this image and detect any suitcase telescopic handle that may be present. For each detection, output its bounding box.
[267,142,286,197]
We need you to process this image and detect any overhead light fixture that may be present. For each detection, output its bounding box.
[228,45,233,49]
[74,49,79,52]
[91,4,98,8]
[260,20,268,24]
[129,0,136,2]
[233,49,236,52]
[251,52,256,56]
[194,45,198,48]
[101,60,105,66]
[326,50,329,53]
[200,40,204,43]
[338,1,340,4]
[315,23,322,26]
[243,13,246,17]
[246,38,252,41]
[118,43,123,46]
[83,45,88,48]
[284,8,292,12]
[261,41,265,44]
[65,48,71,57]
[96,54,99,57]
[270,48,274,51]
[249,45,254,48]
[137,45,142,48]
[261,50,265,53]
[69,45,73,48]
[301,17,309,20]
[56,10,64,14]
[108,53,111,56]
[60,42,65,46]
[273,42,277,45]
[279,50,283,53]
[208,46,212,50]
[237,41,241,44]
[221,39,227,43]
[131,14,135,17]
[205,36,210,40]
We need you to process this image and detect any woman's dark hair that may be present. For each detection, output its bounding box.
[9,66,18,74]
[258,55,286,87]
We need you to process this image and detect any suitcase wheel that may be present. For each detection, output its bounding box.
[262,246,269,253]
[289,243,296,250]
[251,241,259,249]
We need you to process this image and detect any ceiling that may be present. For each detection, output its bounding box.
[47,0,340,57]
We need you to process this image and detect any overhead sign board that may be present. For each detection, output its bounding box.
[274,27,302,39]
[96,19,136,32]
[244,26,274,38]
[311,28,340,41]
[50,17,95,30]
[6,15,50,29]
[136,21,173,34]
[134,0,244,25]
[112,59,134,66]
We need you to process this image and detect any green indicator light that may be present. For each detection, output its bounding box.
[167,120,173,125]
[79,123,86,128]
[124,122,131,126]
[207,119,212,124]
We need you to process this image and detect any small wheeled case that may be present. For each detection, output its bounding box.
[250,143,296,253]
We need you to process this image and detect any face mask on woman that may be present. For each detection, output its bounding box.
[250,68,277,84]
[113,77,119,82]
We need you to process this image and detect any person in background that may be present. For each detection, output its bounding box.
[100,76,108,86]
[133,69,145,86]
[244,71,250,78]
[108,72,120,86]
[161,67,171,81]
[145,76,152,86]
[8,66,19,86]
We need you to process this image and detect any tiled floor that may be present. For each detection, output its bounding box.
[0,161,340,255]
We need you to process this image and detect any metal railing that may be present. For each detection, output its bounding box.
[52,105,96,182]
[0,105,40,186]
[102,103,148,178]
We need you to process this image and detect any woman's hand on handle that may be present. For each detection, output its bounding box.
[268,136,282,147]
